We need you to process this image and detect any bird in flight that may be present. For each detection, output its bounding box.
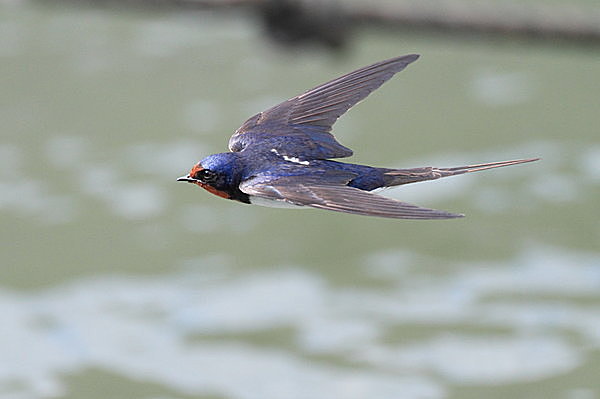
[178,54,538,219]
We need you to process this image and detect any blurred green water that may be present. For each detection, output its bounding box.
[1,2,599,399]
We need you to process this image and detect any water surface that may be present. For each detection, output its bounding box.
[1,2,599,399]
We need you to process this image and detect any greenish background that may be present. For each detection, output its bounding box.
[1,2,599,398]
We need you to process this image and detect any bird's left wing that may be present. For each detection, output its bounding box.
[229,54,420,160]
[240,175,463,220]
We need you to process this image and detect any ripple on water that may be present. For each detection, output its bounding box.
[0,179,78,225]
[32,137,217,223]
[0,269,441,399]
[1,244,598,398]
[44,136,90,170]
[469,70,536,107]
[108,183,167,220]
[75,161,168,220]
[580,145,600,182]
[124,139,210,178]
[360,335,580,384]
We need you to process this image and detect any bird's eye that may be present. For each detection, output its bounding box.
[194,169,217,182]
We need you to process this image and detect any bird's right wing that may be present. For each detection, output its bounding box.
[240,175,463,220]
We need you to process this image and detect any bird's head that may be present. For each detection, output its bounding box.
[177,153,238,199]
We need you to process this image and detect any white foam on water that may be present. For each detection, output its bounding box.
[580,145,600,182]
[0,244,597,399]
[75,161,168,220]
[0,269,442,399]
[360,335,580,384]
[44,136,90,169]
[124,140,210,178]
[469,70,536,107]
[108,183,167,220]
[0,179,78,224]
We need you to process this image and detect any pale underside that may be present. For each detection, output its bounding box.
[249,195,307,209]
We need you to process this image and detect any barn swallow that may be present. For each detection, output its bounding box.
[178,54,538,219]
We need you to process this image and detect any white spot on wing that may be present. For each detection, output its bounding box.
[271,148,310,165]
[283,155,310,165]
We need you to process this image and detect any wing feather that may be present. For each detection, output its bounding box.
[240,176,463,220]
[229,54,420,160]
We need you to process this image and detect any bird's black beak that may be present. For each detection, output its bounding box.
[177,175,196,183]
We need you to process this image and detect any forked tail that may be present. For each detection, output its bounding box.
[385,158,539,186]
